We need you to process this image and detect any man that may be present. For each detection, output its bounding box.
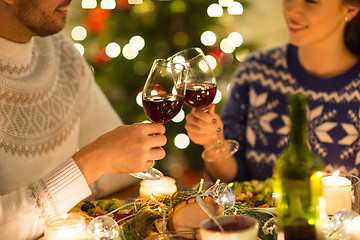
[0,0,166,239]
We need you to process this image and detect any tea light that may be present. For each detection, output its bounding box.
[350,216,360,240]
[322,171,352,215]
[139,176,177,198]
[45,213,87,240]
[128,0,143,4]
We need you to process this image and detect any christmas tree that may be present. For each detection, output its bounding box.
[66,0,256,185]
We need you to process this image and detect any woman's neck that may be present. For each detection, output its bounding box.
[297,41,359,78]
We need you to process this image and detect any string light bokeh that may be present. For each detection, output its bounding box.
[65,0,286,184]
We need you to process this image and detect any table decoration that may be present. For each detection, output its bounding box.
[87,215,119,240]
[150,231,199,239]
[203,181,235,210]
[323,210,359,239]
[322,171,352,215]
[70,179,277,240]
[350,215,360,240]
[139,176,177,199]
[322,172,360,216]
[44,213,87,240]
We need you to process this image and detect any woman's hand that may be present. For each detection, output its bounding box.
[185,104,238,181]
[185,104,224,149]
[73,123,167,185]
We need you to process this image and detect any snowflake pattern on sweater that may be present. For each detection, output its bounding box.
[221,44,360,181]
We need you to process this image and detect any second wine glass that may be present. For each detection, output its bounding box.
[130,58,187,180]
[170,47,239,162]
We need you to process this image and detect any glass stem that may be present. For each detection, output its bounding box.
[214,128,221,149]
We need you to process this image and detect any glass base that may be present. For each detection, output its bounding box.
[130,167,164,180]
[201,139,239,162]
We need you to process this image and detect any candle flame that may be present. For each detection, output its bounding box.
[332,170,340,177]
[316,171,324,178]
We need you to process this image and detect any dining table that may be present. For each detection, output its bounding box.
[73,179,278,240]
[105,181,141,200]
[38,171,360,240]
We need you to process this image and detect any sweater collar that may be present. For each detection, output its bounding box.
[287,44,360,92]
[0,36,34,71]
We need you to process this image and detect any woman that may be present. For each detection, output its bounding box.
[185,0,360,182]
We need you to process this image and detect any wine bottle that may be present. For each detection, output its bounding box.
[273,93,324,240]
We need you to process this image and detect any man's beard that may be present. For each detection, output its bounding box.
[16,0,66,37]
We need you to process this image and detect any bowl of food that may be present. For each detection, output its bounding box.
[228,178,276,213]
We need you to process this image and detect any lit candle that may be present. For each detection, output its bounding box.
[139,176,177,198]
[45,213,87,240]
[322,171,352,216]
[350,216,360,240]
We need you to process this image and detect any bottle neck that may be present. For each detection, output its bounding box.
[288,95,309,149]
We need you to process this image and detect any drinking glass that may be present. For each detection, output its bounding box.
[130,58,187,180]
[170,47,239,162]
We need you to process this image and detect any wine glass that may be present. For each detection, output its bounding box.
[130,58,187,180]
[203,182,236,210]
[170,47,239,162]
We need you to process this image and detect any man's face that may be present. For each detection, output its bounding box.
[13,0,72,37]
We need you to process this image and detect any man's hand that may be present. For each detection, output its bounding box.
[73,123,167,185]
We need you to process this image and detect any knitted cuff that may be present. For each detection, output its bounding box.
[37,158,91,217]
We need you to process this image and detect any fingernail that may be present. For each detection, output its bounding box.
[212,119,217,123]
[217,127,221,132]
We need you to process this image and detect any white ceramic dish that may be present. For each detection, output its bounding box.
[199,215,259,240]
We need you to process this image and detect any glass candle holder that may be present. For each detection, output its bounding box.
[45,213,87,240]
[139,176,177,198]
[322,172,360,216]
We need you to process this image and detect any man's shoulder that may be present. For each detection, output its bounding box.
[32,32,92,84]
[51,32,75,45]
[34,32,79,56]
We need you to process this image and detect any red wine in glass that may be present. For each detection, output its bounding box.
[170,47,239,162]
[131,58,187,180]
[183,82,217,109]
[143,94,185,123]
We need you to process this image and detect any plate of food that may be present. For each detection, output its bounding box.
[69,198,126,219]
[228,178,276,214]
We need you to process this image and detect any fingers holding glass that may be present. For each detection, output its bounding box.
[131,59,187,180]
[171,48,239,162]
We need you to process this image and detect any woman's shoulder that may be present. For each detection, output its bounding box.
[243,45,288,65]
[233,44,288,79]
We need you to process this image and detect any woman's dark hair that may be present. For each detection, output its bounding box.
[344,1,360,56]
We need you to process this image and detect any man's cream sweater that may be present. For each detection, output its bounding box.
[0,32,135,239]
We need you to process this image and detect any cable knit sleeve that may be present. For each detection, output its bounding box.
[0,158,91,240]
